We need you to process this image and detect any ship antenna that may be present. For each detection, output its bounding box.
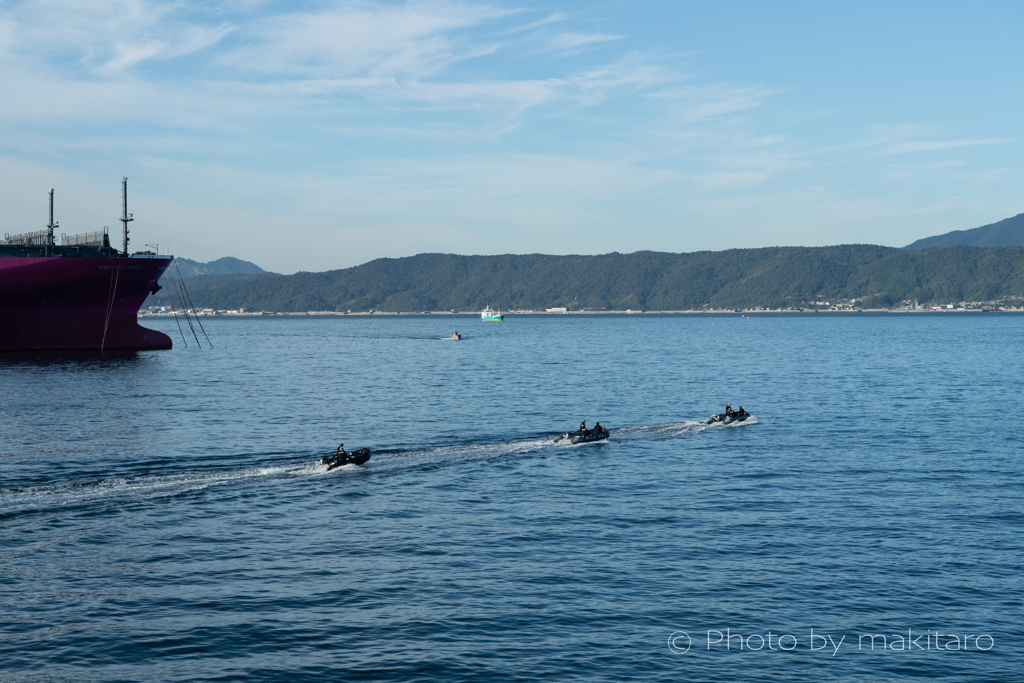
[120,177,133,256]
[46,188,58,256]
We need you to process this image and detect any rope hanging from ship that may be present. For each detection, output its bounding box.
[100,265,120,352]
[152,265,188,347]
[174,258,213,348]
[150,258,190,347]
[170,298,189,348]
[173,263,202,348]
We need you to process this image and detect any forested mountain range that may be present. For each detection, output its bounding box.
[173,256,270,278]
[165,245,1024,312]
[904,213,1024,249]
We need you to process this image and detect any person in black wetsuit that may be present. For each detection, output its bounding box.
[321,444,345,465]
[725,403,734,417]
[593,422,604,436]
[579,420,589,437]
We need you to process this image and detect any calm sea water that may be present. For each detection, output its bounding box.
[2,314,1022,682]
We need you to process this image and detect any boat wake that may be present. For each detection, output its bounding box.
[0,417,756,518]
[614,415,758,440]
[0,464,313,519]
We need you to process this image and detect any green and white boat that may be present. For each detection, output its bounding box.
[481,306,504,321]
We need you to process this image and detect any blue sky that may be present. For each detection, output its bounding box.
[1,0,1021,273]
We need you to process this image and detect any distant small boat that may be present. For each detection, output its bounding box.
[320,448,371,471]
[570,431,609,445]
[447,331,462,340]
[554,429,610,444]
[706,409,751,425]
[481,306,503,321]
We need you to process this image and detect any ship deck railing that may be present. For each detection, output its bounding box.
[62,230,108,247]
[3,229,50,246]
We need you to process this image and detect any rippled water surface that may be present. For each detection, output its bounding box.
[2,314,1022,681]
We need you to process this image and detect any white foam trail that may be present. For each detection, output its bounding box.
[1,418,758,514]
[0,465,306,517]
[614,416,758,439]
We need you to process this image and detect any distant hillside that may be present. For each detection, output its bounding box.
[174,256,269,278]
[169,246,1024,312]
[904,213,1024,249]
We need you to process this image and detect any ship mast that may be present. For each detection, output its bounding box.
[120,177,133,256]
[46,188,57,257]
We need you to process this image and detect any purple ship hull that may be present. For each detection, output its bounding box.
[0,255,173,351]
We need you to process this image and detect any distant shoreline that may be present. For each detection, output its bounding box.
[141,308,1024,318]
[166,248,1024,315]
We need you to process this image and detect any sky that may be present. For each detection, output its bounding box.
[1,0,1021,273]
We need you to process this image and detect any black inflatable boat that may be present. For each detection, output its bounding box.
[320,448,371,471]
[555,430,610,444]
[705,411,750,425]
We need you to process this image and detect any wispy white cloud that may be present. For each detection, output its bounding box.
[104,23,237,70]
[543,31,622,54]
[225,1,516,78]
[862,124,1007,156]
[688,170,771,191]
[955,169,1006,184]
[680,140,806,192]
[884,160,966,180]
[1,0,234,70]
[0,16,15,54]
[654,83,783,122]
[884,164,912,180]
[572,54,674,91]
[497,12,568,35]
[878,139,1005,156]
[0,1,777,147]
